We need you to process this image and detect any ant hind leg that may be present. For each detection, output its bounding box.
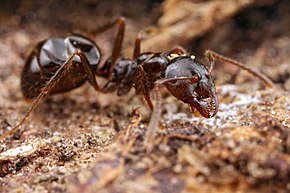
[96,18,125,79]
[108,18,125,78]
[0,50,101,142]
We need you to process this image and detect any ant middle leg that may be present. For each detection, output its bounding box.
[132,28,190,59]
[132,27,157,59]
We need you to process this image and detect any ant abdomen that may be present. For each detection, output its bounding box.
[21,35,100,99]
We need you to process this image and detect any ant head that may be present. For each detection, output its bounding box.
[164,56,219,118]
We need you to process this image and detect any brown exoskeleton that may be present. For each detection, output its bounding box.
[0,18,275,142]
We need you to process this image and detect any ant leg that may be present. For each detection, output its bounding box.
[77,51,102,92]
[0,50,101,142]
[96,18,125,79]
[144,75,201,146]
[167,46,189,55]
[144,82,162,147]
[108,18,125,77]
[133,33,142,60]
[133,27,159,59]
[205,50,275,88]
[134,65,154,110]
[90,17,125,36]
[132,33,188,60]
[205,50,215,74]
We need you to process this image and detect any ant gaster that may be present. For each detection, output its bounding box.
[0,18,275,142]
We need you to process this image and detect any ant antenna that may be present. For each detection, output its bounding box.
[205,50,275,88]
[205,50,215,75]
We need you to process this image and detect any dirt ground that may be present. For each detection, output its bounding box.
[0,0,289,193]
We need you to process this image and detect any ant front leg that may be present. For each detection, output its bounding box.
[144,75,201,146]
[0,50,100,142]
[205,50,275,88]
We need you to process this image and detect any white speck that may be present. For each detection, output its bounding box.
[0,144,35,159]
[0,139,43,160]
[167,53,188,60]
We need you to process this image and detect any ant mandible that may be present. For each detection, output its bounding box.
[0,17,275,142]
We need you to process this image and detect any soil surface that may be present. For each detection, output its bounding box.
[0,0,289,193]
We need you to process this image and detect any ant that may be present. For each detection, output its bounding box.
[0,17,275,143]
